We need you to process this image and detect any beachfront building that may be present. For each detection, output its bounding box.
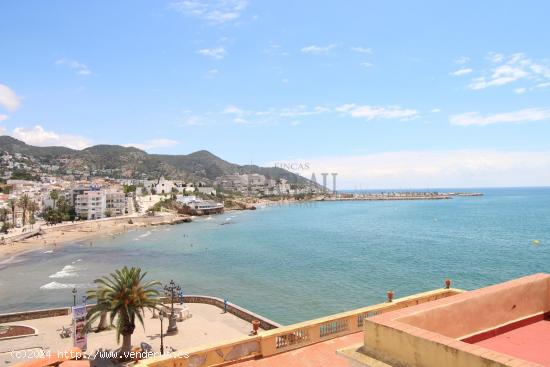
[105,190,126,216]
[176,195,224,214]
[75,190,106,220]
[187,199,224,214]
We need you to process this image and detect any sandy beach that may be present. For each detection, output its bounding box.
[0,196,314,262]
[0,214,188,262]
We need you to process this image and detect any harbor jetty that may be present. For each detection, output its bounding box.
[318,191,483,201]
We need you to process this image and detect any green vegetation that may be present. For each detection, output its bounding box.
[123,184,136,194]
[17,194,34,226]
[49,189,59,208]
[42,196,76,224]
[0,208,11,234]
[86,267,160,353]
[0,136,315,186]
[11,169,40,181]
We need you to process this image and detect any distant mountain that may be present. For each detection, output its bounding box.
[0,136,314,185]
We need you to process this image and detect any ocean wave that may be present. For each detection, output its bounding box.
[133,231,152,241]
[49,265,78,278]
[43,250,53,254]
[40,281,77,290]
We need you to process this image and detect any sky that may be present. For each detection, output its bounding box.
[1,0,550,189]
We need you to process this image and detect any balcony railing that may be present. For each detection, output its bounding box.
[141,287,462,367]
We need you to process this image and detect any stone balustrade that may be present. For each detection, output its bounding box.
[142,287,462,367]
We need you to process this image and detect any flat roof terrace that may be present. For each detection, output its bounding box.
[351,273,550,367]
[473,316,550,366]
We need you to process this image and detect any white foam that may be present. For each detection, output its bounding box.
[133,230,152,241]
[43,250,53,254]
[40,281,77,290]
[49,265,78,278]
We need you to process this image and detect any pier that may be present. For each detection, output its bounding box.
[317,191,483,201]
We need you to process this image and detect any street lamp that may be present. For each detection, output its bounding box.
[72,288,77,307]
[159,312,164,355]
[163,280,181,334]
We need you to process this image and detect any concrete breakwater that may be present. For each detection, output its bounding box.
[319,191,483,201]
[320,193,451,201]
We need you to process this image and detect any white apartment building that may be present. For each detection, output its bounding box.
[75,190,106,220]
[105,190,126,216]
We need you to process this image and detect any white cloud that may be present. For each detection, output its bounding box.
[360,62,373,68]
[170,0,248,24]
[451,67,473,76]
[11,125,92,149]
[337,104,418,121]
[233,117,250,124]
[487,52,504,63]
[55,58,91,76]
[296,150,550,189]
[350,46,372,54]
[454,56,470,64]
[197,47,226,59]
[279,105,330,117]
[0,114,9,122]
[0,84,21,112]
[223,105,244,114]
[469,64,527,89]
[514,88,527,94]
[219,103,420,124]
[301,44,336,54]
[125,139,179,150]
[467,53,550,91]
[449,108,550,126]
[431,108,441,113]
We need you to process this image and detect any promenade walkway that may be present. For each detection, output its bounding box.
[1,304,260,365]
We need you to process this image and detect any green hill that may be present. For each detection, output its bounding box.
[0,136,314,185]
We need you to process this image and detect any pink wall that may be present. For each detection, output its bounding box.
[397,273,550,338]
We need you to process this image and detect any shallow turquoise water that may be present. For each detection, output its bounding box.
[1,187,549,324]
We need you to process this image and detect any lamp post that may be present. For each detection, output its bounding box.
[72,288,77,307]
[159,312,164,355]
[163,280,181,334]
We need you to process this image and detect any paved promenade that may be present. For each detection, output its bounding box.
[0,303,259,365]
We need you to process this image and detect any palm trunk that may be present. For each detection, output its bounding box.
[121,332,132,353]
[98,311,109,330]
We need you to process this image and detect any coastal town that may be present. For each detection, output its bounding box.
[2,1,547,366]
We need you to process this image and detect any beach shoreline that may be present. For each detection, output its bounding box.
[0,213,190,263]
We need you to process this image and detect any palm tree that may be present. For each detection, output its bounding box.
[17,194,31,226]
[27,200,38,227]
[49,190,59,209]
[8,199,16,227]
[86,267,160,353]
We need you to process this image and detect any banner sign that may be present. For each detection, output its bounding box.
[72,305,87,351]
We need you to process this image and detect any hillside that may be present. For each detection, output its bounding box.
[0,136,313,185]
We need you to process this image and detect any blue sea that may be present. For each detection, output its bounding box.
[0,187,549,325]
